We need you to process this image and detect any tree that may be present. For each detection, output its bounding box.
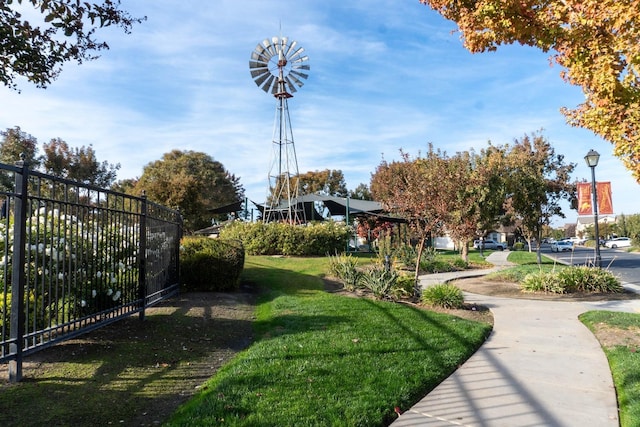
[42,138,120,187]
[0,126,41,190]
[349,183,373,200]
[298,169,348,197]
[133,150,244,233]
[502,133,575,263]
[419,0,640,181]
[1,0,145,90]
[371,146,451,292]
[441,149,506,261]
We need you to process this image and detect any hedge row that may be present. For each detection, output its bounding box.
[220,221,351,256]
[180,236,245,291]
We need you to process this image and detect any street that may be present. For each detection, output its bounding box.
[540,244,640,286]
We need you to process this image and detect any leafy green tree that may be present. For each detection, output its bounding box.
[502,132,575,263]
[441,149,506,261]
[298,169,348,197]
[349,183,373,200]
[419,0,640,182]
[42,138,119,187]
[133,150,244,233]
[1,0,145,90]
[0,126,40,166]
[0,126,41,190]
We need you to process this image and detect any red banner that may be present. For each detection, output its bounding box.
[597,181,613,215]
[577,182,592,215]
[576,182,613,215]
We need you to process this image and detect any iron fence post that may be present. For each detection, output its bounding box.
[9,160,29,382]
[138,192,147,321]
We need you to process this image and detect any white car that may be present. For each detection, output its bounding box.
[473,239,506,251]
[604,237,632,249]
[551,240,573,252]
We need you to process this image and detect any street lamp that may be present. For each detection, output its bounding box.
[584,149,602,268]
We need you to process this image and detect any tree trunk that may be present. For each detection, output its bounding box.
[413,236,426,298]
[460,240,469,262]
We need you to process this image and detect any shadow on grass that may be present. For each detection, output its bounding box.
[0,291,256,426]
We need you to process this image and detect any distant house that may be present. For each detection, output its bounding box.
[575,215,616,236]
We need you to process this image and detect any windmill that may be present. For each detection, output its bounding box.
[249,36,309,223]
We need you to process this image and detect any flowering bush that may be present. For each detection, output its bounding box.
[1,206,141,332]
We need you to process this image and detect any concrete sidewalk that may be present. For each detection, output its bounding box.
[392,250,639,427]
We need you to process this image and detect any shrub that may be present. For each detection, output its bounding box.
[521,271,565,293]
[392,244,417,268]
[557,266,622,293]
[360,266,398,299]
[390,273,416,299]
[513,242,525,251]
[520,266,622,294]
[180,237,244,291]
[220,221,350,256]
[328,253,361,291]
[421,283,465,309]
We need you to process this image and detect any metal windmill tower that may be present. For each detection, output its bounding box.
[249,36,309,223]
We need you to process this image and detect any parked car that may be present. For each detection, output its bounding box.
[551,240,573,252]
[473,239,506,251]
[604,237,632,249]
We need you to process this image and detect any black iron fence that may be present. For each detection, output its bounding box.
[0,161,182,382]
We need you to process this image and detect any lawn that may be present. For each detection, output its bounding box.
[580,311,640,427]
[166,255,492,426]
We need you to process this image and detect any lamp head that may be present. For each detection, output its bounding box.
[584,149,600,168]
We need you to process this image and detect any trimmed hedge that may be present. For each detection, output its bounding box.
[220,221,350,256]
[180,237,245,291]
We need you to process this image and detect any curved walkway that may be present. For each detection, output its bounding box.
[392,250,640,427]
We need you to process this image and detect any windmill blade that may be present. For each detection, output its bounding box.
[271,80,280,94]
[290,70,309,80]
[261,74,276,93]
[284,76,298,93]
[253,70,272,88]
[292,63,310,71]
[284,40,297,58]
[250,68,269,78]
[287,73,304,88]
[249,60,268,71]
[262,38,276,57]
[289,47,305,60]
[291,55,309,64]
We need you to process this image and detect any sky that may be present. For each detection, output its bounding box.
[1,0,638,227]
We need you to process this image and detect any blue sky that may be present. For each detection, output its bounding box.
[1,0,638,226]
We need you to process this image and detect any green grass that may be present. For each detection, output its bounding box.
[483,251,568,282]
[580,311,640,427]
[166,256,492,426]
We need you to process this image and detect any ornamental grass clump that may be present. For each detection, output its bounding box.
[521,271,565,293]
[327,253,361,291]
[359,266,398,299]
[557,266,622,293]
[521,266,622,294]
[421,283,465,309]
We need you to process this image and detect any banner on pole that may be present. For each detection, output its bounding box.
[576,182,613,216]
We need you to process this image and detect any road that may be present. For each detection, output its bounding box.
[540,244,640,286]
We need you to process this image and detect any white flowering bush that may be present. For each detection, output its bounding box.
[0,206,141,331]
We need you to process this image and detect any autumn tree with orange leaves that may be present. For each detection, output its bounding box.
[419,0,640,181]
[371,146,459,292]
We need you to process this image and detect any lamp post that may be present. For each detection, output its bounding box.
[584,149,602,268]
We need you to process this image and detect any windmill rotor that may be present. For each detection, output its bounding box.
[249,36,310,96]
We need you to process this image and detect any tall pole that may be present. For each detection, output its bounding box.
[585,149,601,268]
[590,166,602,268]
